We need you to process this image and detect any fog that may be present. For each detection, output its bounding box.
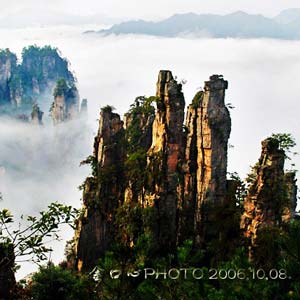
[1,25,300,278]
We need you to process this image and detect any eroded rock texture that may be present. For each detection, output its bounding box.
[147,70,185,252]
[182,75,231,245]
[240,138,297,259]
[31,103,44,125]
[75,71,232,270]
[75,108,125,271]
[0,46,75,116]
[51,80,79,124]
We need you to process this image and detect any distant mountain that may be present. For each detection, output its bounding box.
[91,10,300,39]
[274,8,300,24]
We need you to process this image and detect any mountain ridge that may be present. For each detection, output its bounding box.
[90,9,300,39]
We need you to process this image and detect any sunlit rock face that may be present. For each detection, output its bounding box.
[147,70,185,253]
[75,71,233,271]
[184,75,231,245]
[51,80,80,125]
[240,138,297,259]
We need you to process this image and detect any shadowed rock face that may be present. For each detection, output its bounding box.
[31,104,44,125]
[0,243,15,300]
[75,71,233,270]
[147,70,185,252]
[282,171,298,222]
[240,138,297,259]
[75,108,125,271]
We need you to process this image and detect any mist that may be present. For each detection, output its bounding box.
[0,115,93,278]
[1,25,300,277]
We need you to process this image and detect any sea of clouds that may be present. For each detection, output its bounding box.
[0,24,300,278]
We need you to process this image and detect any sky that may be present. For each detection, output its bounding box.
[1,0,300,20]
[1,1,300,279]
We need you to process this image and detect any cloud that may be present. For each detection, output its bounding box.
[1,25,300,277]
[0,116,93,278]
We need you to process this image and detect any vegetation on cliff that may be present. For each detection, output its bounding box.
[0,45,76,116]
[1,71,299,300]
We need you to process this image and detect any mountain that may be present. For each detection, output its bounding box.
[74,71,297,273]
[92,10,300,39]
[274,8,300,24]
[0,45,81,121]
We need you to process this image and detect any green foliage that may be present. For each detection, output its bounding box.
[280,220,300,282]
[227,172,247,209]
[271,133,297,160]
[53,78,69,97]
[101,105,115,113]
[191,91,203,109]
[30,263,94,300]
[0,203,79,267]
[80,155,98,177]
[126,96,155,151]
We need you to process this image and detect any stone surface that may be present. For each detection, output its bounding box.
[51,82,79,124]
[75,71,233,270]
[147,70,185,252]
[80,99,88,118]
[31,103,44,125]
[0,46,76,117]
[240,138,290,258]
[75,108,125,271]
[182,75,231,245]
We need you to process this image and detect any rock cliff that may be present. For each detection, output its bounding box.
[0,46,76,117]
[183,75,231,246]
[147,70,185,252]
[31,103,44,125]
[74,71,298,272]
[51,79,80,124]
[75,71,233,270]
[240,138,297,259]
[76,107,125,271]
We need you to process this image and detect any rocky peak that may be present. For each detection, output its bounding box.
[30,103,44,125]
[0,46,76,117]
[75,71,233,270]
[75,107,125,271]
[80,99,88,118]
[0,49,18,108]
[147,70,185,252]
[186,75,231,245]
[51,79,79,124]
[240,137,290,259]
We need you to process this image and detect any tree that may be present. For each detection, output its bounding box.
[0,202,79,298]
[30,263,94,300]
[270,133,297,160]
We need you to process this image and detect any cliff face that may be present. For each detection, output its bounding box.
[75,71,233,271]
[76,108,125,271]
[31,103,44,125]
[240,138,297,258]
[147,70,185,252]
[51,79,80,124]
[0,46,76,117]
[0,49,19,108]
[182,75,231,245]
